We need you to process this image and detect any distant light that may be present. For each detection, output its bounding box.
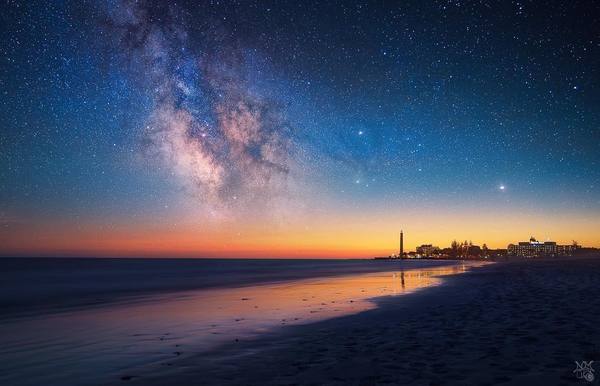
[358,130,364,135]
[499,185,506,191]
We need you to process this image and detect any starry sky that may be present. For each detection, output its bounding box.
[1,0,599,257]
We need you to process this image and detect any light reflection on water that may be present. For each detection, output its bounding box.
[0,262,486,386]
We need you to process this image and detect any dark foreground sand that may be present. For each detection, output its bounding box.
[132,258,600,385]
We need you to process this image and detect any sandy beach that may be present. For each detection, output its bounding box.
[133,257,600,385]
[3,257,600,385]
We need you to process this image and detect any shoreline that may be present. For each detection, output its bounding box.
[134,257,600,385]
[0,258,460,321]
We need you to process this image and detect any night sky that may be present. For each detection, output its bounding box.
[1,0,599,257]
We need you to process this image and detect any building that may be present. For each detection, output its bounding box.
[415,244,440,257]
[460,243,481,258]
[507,237,577,257]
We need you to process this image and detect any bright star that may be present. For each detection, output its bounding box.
[358,130,364,135]
[499,185,506,191]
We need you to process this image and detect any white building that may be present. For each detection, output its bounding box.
[507,237,577,257]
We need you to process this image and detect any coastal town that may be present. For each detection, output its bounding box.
[377,231,596,260]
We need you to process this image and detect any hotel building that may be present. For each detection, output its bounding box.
[507,237,577,257]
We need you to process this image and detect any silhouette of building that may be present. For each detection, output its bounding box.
[415,244,440,257]
[507,237,577,257]
[460,243,481,258]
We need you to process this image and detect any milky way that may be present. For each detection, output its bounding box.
[104,1,300,217]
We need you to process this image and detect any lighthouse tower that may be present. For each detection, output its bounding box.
[399,230,404,259]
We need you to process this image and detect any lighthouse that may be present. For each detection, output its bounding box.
[399,230,404,259]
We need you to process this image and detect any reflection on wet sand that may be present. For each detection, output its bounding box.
[0,262,487,386]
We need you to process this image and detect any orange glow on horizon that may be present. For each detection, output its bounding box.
[1,206,599,258]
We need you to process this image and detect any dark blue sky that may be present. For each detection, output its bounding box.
[1,0,599,255]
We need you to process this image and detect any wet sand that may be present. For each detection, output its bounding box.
[135,257,600,385]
